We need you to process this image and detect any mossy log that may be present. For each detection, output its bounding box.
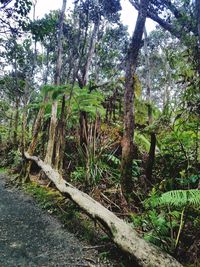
[24,152,182,267]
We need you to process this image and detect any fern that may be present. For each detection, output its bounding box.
[157,189,200,208]
[134,131,150,152]
[70,86,105,118]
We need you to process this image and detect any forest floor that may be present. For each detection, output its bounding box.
[0,172,114,267]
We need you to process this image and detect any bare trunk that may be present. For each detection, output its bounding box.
[25,152,183,267]
[43,48,50,85]
[54,95,66,171]
[8,113,13,144]
[30,98,48,154]
[19,95,48,183]
[82,21,100,85]
[146,133,156,181]
[79,20,100,149]
[44,100,58,165]
[144,27,156,182]
[163,61,171,110]
[21,109,27,155]
[44,0,67,165]
[13,98,19,148]
[121,0,149,195]
[79,111,88,151]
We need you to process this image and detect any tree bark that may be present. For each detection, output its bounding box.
[19,94,48,183]
[8,113,13,144]
[79,110,88,152]
[24,152,183,267]
[13,97,19,148]
[28,95,48,156]
[44,0,67,165]
[82,21,100,86]
[129,0,187,39]
[54,95,66,171]
[121,0,149,195]
[44,99,58,165]
[146,132,156,181]
[144,27,156,182]
[79,20,100,150]
[21,108,27,155]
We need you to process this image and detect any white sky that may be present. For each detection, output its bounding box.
[32,0,156,35]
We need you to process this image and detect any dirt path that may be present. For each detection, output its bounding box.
[0,173,102,267]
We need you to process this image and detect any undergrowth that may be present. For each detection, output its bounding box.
[23,181,138,266]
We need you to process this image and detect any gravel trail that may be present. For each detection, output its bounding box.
[0,173,99,267]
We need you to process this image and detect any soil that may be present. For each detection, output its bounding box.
[0,173,110,267]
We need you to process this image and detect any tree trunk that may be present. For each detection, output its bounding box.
[79,20,100,149]
[54,95,66,171]
[44,0,67,165]
[44,100,58,165]
[21,108,27,155]
[8,113,13,144]
[146,133,156,181]
[121,0,149,196]
[13,97,19,148]
[19,95,48,183]
[79,110,88,151]
[28,95,48,155]
[24,152,183,267]
[144,27,156,182]
[82,21,100,86]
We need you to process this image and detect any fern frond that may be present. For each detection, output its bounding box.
[134,131,150,152]
[158,189,200,208]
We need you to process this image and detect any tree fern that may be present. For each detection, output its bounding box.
[157,189,200,208]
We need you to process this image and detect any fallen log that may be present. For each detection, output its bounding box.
[24,152,182,267]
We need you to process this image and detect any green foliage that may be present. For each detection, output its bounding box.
[71,142,120,186]
[134,131,150,152]
[71,86,105,118]
[0,0,32,33]
[28,11,58,42]
[1,149,22,168]
[130,208,179,251]
[176,174,200,187]
[71,123,120,186]
[40,84,106,122]
[41,84,69,99]
[0,2,200,265]
[155,111,199,183]
[25,182,64,210]
[157,190,200,208]
[132,183,200,254]
[132,160,141,178]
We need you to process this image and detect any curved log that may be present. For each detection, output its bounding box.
[24,152,182,267]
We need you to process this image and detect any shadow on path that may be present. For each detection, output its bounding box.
[0,173,94,267]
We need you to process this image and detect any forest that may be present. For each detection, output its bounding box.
[0,0,200,266]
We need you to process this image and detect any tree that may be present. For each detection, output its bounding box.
[129,0,200,75]
[143,27,156,182]
[43,0,67,166]
[0,0,32,35]
[121,0,149,196]
[73,0,122,150]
